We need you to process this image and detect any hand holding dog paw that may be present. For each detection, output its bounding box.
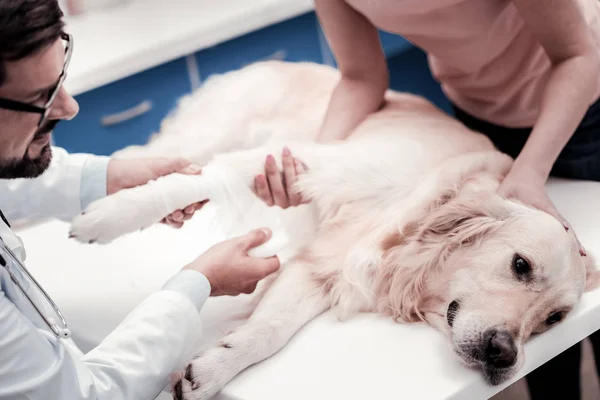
[184,228,281,296]
[498,167,586,257]
[106,158,206,228]
[254,147,309,208]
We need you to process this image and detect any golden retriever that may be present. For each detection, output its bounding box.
[68,61,600,399]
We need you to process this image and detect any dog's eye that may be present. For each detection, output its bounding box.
[546,312,563,326]
[513,254,531,276]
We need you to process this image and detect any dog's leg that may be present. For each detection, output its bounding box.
[68,167,230,244]
[172,265,330,400]
[68,142,327,244]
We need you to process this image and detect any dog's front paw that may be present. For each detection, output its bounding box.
[172,348,236,400]
[69,187,160,244]
[69,173,210,244]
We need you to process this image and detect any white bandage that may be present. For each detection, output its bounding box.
[200,166,292,260]
[146,173,211,217]
[70,165,299,258]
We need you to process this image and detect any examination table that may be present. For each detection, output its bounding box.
[18,177,600,400]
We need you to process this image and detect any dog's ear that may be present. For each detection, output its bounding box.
[416,191,509,245]
[379,192,509,323]
[584,253,600,292]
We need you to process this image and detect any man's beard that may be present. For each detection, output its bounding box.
[0,119,59,179]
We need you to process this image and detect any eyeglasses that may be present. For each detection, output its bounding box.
[0,237,71,339]
[0,32,73,127]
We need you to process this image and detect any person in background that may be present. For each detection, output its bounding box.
[255,0,600,399]
[0,1,280,399]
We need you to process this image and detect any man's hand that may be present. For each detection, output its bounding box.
[183,228,281,296]
[497,165,586,256]
[254,147,308,208]
[106,158,206,228]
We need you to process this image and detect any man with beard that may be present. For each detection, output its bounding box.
[0,1,281,399]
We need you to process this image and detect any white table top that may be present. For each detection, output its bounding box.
[16,177,600,400]
[62,0,314,96]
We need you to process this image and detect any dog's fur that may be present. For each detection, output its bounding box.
[68,61,600,399]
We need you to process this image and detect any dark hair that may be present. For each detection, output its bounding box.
[0,0,65,85]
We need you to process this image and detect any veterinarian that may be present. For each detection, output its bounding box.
[254,0,600,398]
[0,1,281,399]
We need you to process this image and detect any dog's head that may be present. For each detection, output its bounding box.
[379,184,599,385]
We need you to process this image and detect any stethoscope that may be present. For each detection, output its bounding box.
[0,236,71,339]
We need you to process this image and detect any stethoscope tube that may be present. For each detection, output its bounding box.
[0,237,71,339]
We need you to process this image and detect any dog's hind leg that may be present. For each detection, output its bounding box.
[172,265,330,400]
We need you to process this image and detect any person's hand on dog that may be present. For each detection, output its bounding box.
[183,228,281,296]
[106,157,207,228]
[497,165,586,257]
[254,147,308,208]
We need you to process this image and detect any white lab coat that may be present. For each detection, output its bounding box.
[0,147,209,400]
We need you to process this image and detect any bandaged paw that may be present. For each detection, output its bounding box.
[68,164,307,264]
[69,172,215,244]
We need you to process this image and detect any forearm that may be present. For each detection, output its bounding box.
[313,0,388,143]
[513,54,600,181]
[80,272,210,399]
[0,268,210,400]
[317,75,388,143]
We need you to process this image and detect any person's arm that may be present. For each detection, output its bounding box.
[0,147,205,227]
[314,0,389,142]
[0,228,279,400]
[496,0,600,255]
[250,1,389,207]
[0,269,208,400]
[0,146,109,222]
[507,0,600,182]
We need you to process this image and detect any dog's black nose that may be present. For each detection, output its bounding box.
[485,330,517,368]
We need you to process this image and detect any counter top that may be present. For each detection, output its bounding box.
[63,0,314,96]
[16,177,600,399]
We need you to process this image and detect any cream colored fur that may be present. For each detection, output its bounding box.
[68,61,599,398]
